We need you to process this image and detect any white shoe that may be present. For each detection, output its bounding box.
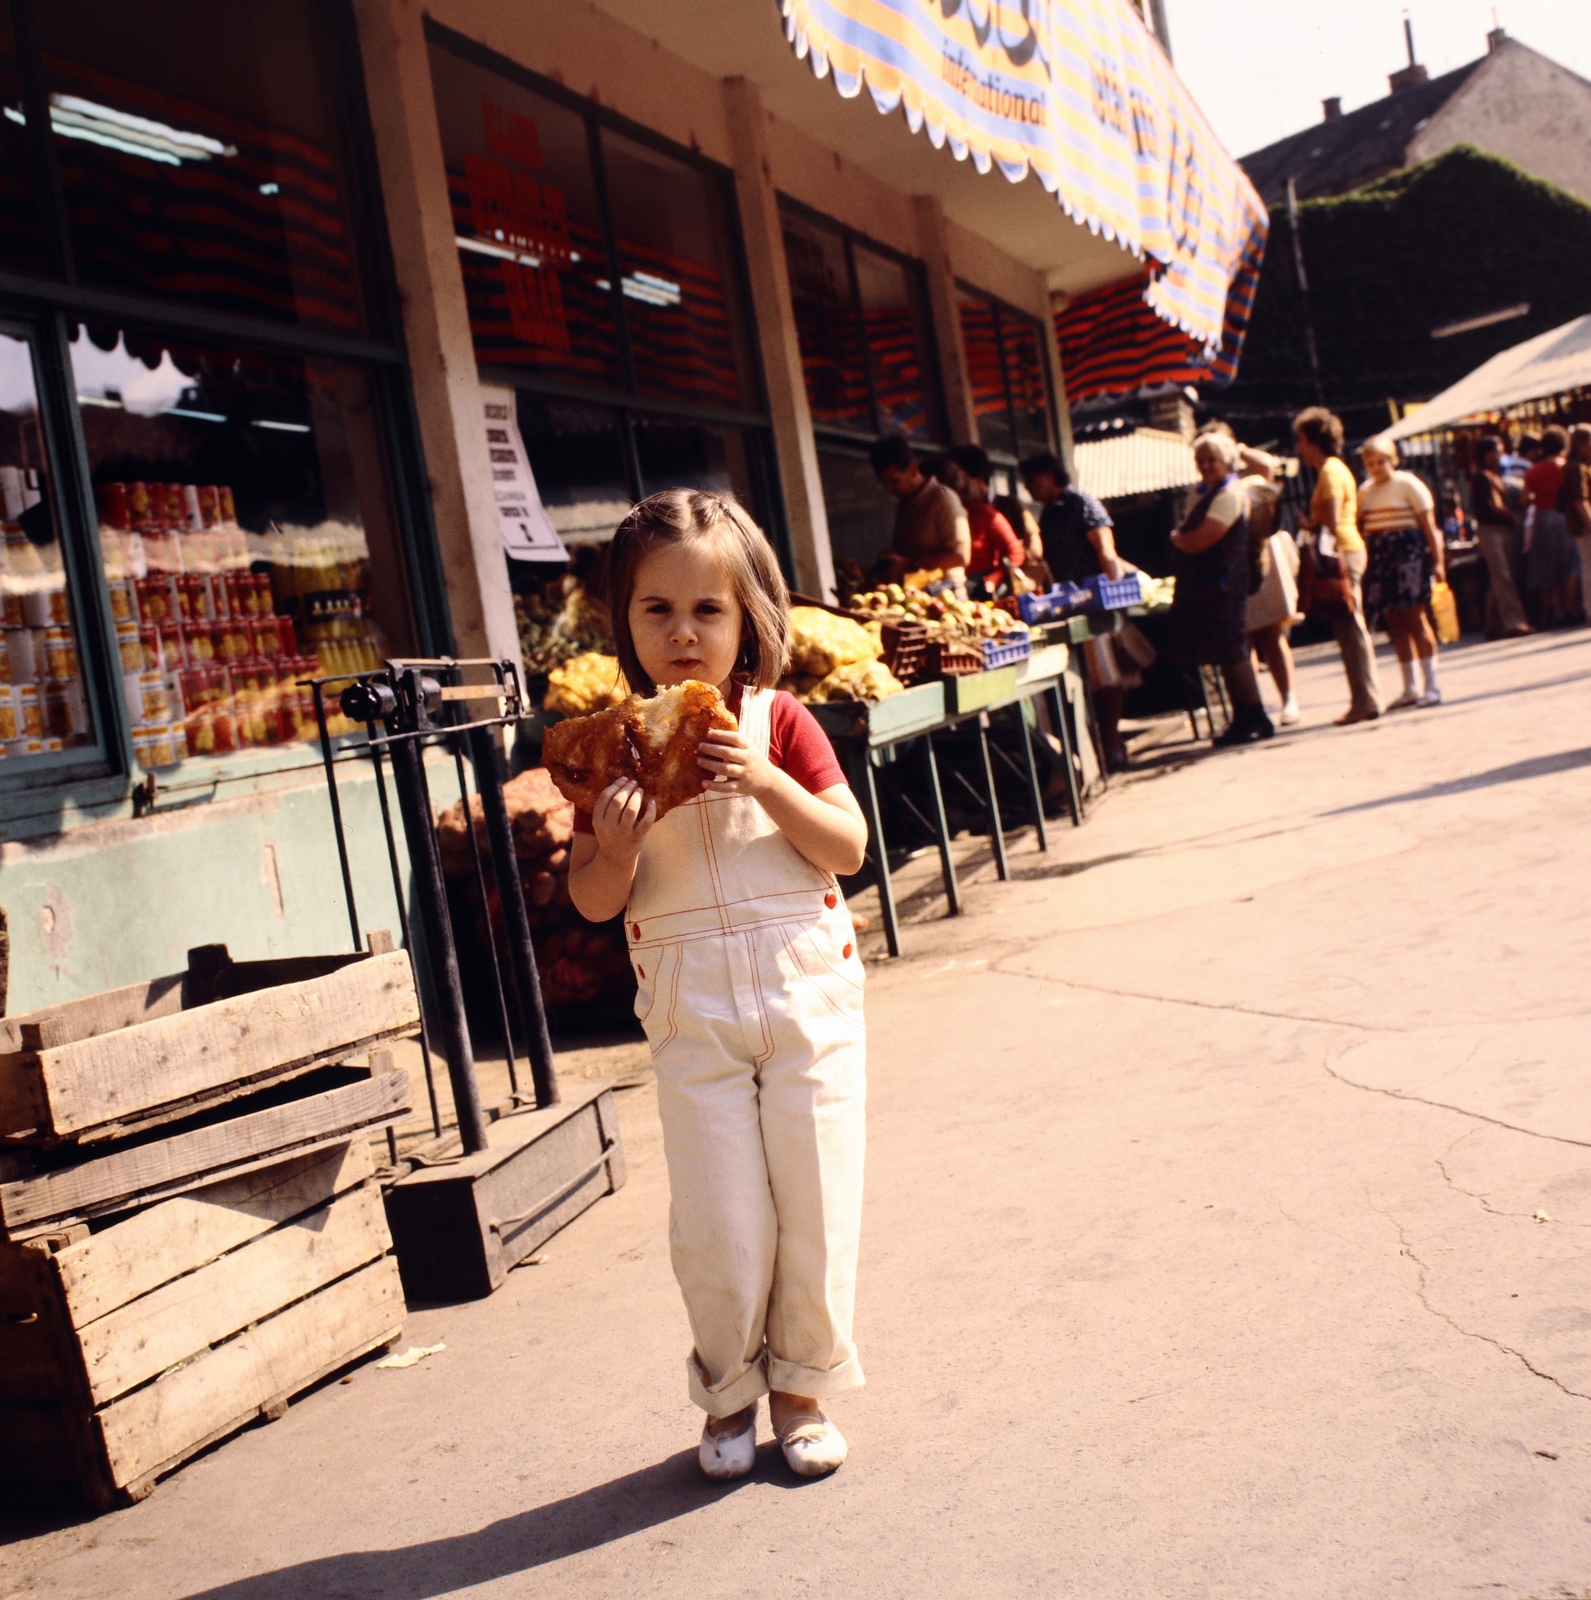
[777,1412,848,1477]
[1277,701,1300,726]
[1388,689,1420,709]
[699,1409,757,1480]
[1417,687,1443,707]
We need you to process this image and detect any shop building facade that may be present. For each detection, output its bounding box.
[0,0,1260,1011]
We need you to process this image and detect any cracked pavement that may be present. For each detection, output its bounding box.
[5,634,1590,1599]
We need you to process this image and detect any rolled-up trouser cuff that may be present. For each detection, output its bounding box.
[767,1352,866,1400]
[688,1349,769,1418]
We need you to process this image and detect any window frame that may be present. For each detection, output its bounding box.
[423,20,793,578]
[955,281,1060,470]
[778,193,949,451]
[0,0,452,809]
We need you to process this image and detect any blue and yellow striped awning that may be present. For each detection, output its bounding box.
[778,0,1268,372]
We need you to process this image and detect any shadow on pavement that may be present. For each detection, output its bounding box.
[172,1447,809,1599]
[1322,746,1591,815]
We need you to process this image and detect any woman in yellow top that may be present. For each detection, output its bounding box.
[1294,407,1383,724]
[1358,434,1446,708]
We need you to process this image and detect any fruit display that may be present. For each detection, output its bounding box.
[845,582,1029,644]
[544,652,628,715]
[805,659,904,703]
[787,606,881,677]
[514,578,614,677]
[434,765,635,1011]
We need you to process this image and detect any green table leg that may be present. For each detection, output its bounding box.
[1047,681,1084,826]
[976,713,1009,882]
[1018,699,1048,853]
[922,732,961,916]
[856,747,901,957]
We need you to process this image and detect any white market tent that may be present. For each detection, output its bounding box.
[1073,428,1201,500]
[1388,314,1591,439]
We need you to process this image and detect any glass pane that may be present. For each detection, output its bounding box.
[959,293,1015,458]
[635,415,761,522]
[71,324,415,765]
[516,397,630,547]
[603,131,751,410]
[855,244,939,440]
[817,450,896,576]
[430,45,623,391]
[1004,312,1052,454]
[0,330,96,763]
[37,0,369,334]
[782,211,870,432]
[0,1,47,275]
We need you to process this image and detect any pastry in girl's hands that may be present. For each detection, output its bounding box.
[543,679,738,819]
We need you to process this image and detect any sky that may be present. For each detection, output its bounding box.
[1167,0,1591,160]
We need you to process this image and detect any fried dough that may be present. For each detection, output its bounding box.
[542,679,738,819]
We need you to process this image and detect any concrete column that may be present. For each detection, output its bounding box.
[722,77,835,602]
[1043,290,1078,475]
[914,194,979,447]
[350,0,522,675]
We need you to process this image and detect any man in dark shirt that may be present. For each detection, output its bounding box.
[1021,451,1129,772]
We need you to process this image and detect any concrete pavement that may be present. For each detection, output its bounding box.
[6,632,1591,1599]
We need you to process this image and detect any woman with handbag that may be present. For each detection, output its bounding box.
[1358,434,1446,708]
[1169,433,1273,746]
[1294,408,1383,724]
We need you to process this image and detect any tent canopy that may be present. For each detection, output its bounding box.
[1389,314,1591,438]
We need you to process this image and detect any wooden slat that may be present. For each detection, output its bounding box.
[1,951,419,1143]
[79,1181,391,1406]
[95,1256,404,1490]
[0,1071,411,1238]
[0,975,185,1055]
[52,1142,374,1330]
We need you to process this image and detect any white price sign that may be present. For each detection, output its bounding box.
[481,384,567,561]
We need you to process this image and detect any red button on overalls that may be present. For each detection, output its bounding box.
[842,943,853,960]
[632,923,641,940]
[824,891,837,909]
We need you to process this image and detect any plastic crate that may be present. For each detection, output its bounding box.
[1084,571,1148,611]
[880,620,930,686]
[926,640,984,678]
[980,634,1031,670]
[1017,584,1091,625]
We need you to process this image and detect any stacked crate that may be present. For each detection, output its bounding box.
[0,936,419,1509]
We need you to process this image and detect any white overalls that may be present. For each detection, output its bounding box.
[628,686,867,1416]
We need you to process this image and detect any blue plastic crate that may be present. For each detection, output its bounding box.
[1017,584,1091,625]
[980,634,1032,670]
[1085,572,1148,611]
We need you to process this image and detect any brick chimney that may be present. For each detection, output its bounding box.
[1488,26,1508,51]
[1389,15,1429,92]
[1322,96,1343,120]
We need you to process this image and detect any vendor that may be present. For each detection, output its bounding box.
[948,444,1026,587]
[869,433,970,581]
[1021,449,1129,774]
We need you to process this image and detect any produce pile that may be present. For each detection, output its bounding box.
[844,581,1029,643]
[514,579,614,676]
[779,606,904,704]
[544,652,628,715]
[434,765,634,1010]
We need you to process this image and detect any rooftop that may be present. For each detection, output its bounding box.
[1073,427,1200,501]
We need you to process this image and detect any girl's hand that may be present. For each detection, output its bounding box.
[697,729,776,798]
[591,778,655,864]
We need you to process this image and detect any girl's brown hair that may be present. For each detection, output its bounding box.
[606,490,791,694]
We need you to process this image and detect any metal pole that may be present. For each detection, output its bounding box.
[312,680,362,952]
[469,725,560,1108]
[387,732,490,1156]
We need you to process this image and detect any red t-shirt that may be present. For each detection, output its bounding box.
[966,501,1025,578]
[1525,457,1565,512]
[571,684,847,832]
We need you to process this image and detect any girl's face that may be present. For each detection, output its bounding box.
[627,540,745,694]
[1363,448,1394,483]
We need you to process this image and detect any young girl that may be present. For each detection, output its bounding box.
[568,489,870,1481]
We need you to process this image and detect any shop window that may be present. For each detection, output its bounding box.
[515,397,630,548]
[0,329,97,766]
[70,324,415,768]
[958,289,1055,461]
[430,45,622,391]
[817,450,897,574]
[0,2,47,276]
[781,205,943,443]
[602,130,752,411]
[34,0,371,335]
[635,416,760,517]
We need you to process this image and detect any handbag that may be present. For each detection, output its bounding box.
[1429,580,1460,644]
[1301,527,1353,614]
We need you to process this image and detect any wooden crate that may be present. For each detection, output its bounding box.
[942,664,1019,716]
[0,936,421,1147]
[0,1139,404,1509]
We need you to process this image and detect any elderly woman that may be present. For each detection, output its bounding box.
[1170,431,1273,746]
[1358,433,1445,707]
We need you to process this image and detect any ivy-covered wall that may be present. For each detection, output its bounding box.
[1221,146,1591,447]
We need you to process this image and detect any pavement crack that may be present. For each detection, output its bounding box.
[1380,1208,1591,1404]
[1432,1132,1591,1229]
[1323,1061,1591,1150]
